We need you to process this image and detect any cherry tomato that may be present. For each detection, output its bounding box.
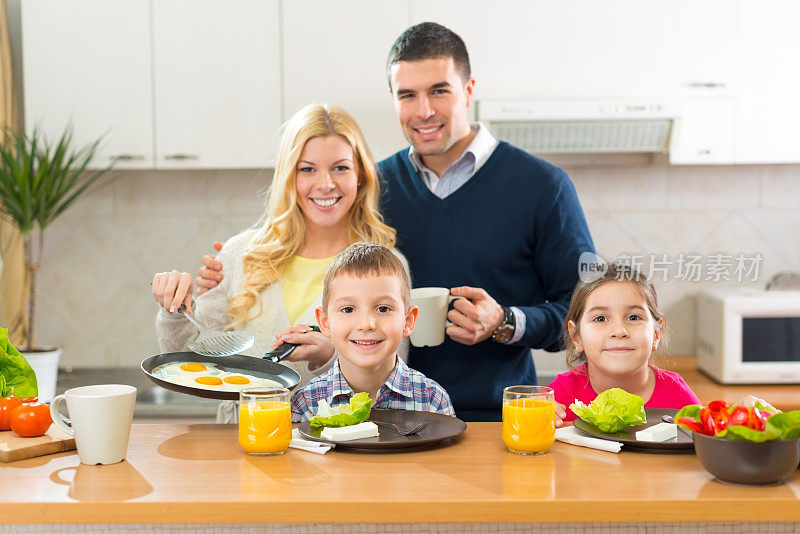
[728,406,749,427]
[10,403,52,438]
[0,396,22,431]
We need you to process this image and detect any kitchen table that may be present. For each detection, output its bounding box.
[0,423,798,533]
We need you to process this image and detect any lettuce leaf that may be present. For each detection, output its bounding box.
[570,388,646,433]
[674,404,701,422]
[308,392,373,428]
[714,424,780,442]
[765,410,800,440]
[0,328,38,398]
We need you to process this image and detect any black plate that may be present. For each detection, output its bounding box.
[573,408,694,451]
[141,351,301,401]
[299,409,466,450]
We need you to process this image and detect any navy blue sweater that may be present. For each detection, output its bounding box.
[378,142,594,421]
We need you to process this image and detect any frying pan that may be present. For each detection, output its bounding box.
[140,351,302,401]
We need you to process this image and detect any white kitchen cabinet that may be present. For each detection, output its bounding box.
[152,0,282,169]
[21,0,153,170]
[735,0,800,164]
[282,1,410,161]
[410,0,735,100]
[669,98,735,164]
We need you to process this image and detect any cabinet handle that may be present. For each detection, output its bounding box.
[698,149,712,155]
[687,82,726,89]
[163,153,199,160]
[109,153,145,161]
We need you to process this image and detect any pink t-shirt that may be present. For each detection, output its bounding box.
[548,364,701,422]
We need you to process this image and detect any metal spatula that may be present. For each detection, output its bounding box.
[177,304,255,357]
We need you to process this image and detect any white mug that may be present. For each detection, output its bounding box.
[410,287,464,347]
[50,384,137,465]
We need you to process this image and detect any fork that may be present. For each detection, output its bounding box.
[370,420,429,436]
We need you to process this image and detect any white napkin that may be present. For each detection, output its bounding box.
[290,428,334,455]
[555,426,623,453]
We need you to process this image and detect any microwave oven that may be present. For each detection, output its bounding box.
[696,288,800,384]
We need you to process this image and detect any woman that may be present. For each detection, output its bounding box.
[151,103,404,419]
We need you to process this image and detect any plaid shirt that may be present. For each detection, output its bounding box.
[291,356,455,423]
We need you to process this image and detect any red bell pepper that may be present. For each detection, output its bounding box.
[676,416,704,433]
[747,407,768,432]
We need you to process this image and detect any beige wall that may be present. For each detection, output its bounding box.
[34,163,800,368]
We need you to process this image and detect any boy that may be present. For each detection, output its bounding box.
[290,242,454,422]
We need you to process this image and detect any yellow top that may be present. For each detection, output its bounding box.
[280,254,335,324]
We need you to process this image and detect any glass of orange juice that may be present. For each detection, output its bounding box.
[238,387,291,455]
[502,385,556,455]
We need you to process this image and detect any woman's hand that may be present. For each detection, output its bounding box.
[273,324,335,370]
[555,402,567,427]
[152,270,193,314]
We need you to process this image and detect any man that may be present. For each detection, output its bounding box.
[198,23,594,421]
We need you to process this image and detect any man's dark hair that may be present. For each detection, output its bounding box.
[386,22,471,90]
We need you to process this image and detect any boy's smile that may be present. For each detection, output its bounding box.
[316,273,417,380]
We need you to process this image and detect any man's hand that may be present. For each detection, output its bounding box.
[196,241,224,296]
[445,286,505,345]
[273,324,336,370]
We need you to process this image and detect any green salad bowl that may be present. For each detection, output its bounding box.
[693,432,800,485]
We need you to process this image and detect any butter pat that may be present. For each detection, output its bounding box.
[320,421,379,442]
[635,422,677,442]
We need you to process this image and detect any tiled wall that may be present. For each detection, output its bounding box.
[29,163,800,368]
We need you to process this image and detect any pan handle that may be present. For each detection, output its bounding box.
[263,325,321,362]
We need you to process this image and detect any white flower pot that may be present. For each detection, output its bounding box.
[21,348,62,403]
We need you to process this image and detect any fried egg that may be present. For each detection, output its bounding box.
[152,361,282,392]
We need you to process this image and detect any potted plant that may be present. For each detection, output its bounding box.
[0,126,114,402]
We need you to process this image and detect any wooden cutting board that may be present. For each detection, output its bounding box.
[0,426,76,463]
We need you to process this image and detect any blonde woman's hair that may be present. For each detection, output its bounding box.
[228,104,396,328]
[321,242,411,312]
[563,263,668,370]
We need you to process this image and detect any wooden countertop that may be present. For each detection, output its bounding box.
[1,422,798,524]
[658,356,800,411]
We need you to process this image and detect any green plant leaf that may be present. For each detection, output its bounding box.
[0,125,117,348]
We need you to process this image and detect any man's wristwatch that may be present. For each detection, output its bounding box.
[492,306,516,343]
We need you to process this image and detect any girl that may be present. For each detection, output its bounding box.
[549,263,700,425]
[151,104,405,420]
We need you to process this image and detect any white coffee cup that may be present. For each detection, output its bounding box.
[410,287,465,347]
[50,384,137,465]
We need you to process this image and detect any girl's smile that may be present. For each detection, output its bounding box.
[569,280,662,387]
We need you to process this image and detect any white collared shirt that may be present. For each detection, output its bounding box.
[408,122,499,199]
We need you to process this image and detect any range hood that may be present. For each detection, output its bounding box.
[477,99,679,155]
